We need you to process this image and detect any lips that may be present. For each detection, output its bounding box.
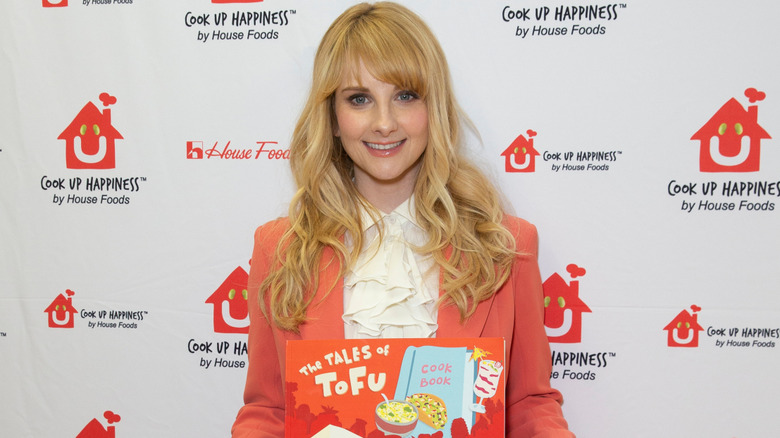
[364,139,404,151]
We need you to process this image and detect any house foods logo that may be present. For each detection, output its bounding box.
[205,266,249,333]
[186,140,287,160]
[42,93,148,206]
[664,305,779,349]
[76,410,120,438]
[543,264,591,343]
[692,88,771,173]
[501,130,540,172]
[184,8,295,44]
[44,289,78,328]
[663,305,703,347]
[187,266,250,370]
[501,129,623,174]
[501,3,626,39]
[44,289,149,330]
[667,87,776,214]
[59,93,122,170]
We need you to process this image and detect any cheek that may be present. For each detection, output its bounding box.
[405,108,429,138]
[334,110,363,139]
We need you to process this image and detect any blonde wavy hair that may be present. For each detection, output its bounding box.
[262,1,517,332]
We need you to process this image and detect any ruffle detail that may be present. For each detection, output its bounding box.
[343,205,438,339]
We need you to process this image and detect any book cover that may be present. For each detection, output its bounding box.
[285,337,505,438]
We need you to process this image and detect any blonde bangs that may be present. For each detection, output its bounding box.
[342,22,429,99]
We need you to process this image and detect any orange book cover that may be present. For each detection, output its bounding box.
[285,337,505,438]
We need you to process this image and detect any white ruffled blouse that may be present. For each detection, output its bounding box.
[343,198,439,339]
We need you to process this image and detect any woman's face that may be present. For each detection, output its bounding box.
[333,62,428,209]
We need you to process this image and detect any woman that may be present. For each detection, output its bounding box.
[232,2,573,437]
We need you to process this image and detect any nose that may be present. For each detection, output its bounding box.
[372,103,398,137]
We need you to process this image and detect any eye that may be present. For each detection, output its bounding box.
[734,123,743,135]
[544,296,551,307]
[718,123,727,135]
[228,288,236,300]
[92,124,100,135]
[80,124,87,135]
[557,297,565,308]
[349,94,369,106]
[677,322,682,329]
[685,322,690,329]
[241,289,248,300]
[397,91,418,102]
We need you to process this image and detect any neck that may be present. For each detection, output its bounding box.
[359,183,413,213]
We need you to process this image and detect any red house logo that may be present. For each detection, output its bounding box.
[58,93,123,169]
[205,266,250,333]
[501,130,540,173]
[663,305,703,347]
[42,0,68,7]
[76,410,120,438]
[543,264,591,343]
[44,289,78,328]
[691,88,771,172]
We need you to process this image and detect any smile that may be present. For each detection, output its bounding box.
[364,140,404,150]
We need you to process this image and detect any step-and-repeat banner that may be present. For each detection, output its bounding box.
[1,1,778,437]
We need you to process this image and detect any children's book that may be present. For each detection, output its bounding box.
[285,337,505,438]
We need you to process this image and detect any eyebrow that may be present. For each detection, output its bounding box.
[338,86,369,94]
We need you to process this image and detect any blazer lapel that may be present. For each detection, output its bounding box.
[298,246,345,340]
[437,288,495,338]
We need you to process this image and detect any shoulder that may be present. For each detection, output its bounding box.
[252,217,291,258]
[502,214,539,254]
[254,217,291,242]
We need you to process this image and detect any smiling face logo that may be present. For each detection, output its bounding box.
[501,130,541,173]
[691,88,771,172]
[543,264,591,343]
[58,93,122,169]
[663,305,704,347]
[44,289,77,328]
[205,266,250,333]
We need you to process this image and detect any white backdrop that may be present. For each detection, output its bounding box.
[1,1,778,437]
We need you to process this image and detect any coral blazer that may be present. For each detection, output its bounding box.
[232,216,574,438]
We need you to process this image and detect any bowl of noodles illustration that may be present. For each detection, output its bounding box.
[374,399,418,436]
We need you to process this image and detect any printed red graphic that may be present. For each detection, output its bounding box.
[543,264,591,343]
[44,289,77,328]
[663,305,703,347]
[58,93,123,169]
[186,141,204,159]
[76,410,120,438]
[43,0,68,7]
[205,266,249,333]
[691,88,771,172]
[501,130,540,173]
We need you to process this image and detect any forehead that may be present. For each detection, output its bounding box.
[337,61,388,89]
[333,49,426,96]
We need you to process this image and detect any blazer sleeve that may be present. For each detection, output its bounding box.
[505,218,575,438]
[231,220,288,438]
